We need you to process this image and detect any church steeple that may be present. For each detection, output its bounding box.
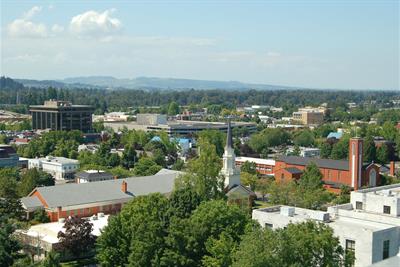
[226,119,233,148]
[221,119,240,189]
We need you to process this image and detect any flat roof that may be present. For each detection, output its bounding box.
[236,156,275,166]
[254,206,395,231]
[23,214,109,244]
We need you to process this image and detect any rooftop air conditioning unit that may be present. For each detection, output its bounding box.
[58,218,65,223]
[97,212,105,218]
[280,206,295,217]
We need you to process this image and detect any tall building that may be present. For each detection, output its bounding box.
[30,100,94,132]
[292,107,324,125]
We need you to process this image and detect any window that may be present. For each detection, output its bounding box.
[383,240,390,259]
[265,223,273,229]
[346,239,355,252]
[383,205,391,214]
[345,239,356,266]
[355,201,363,210]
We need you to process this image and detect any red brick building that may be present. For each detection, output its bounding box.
[20,169,181,222]
[274,138,381,192]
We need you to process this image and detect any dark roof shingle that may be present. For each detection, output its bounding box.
[277,156,349,171]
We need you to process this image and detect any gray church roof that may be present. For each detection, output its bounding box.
[277,156,349,171]
[21,196,44,210]
[29,170,183,209]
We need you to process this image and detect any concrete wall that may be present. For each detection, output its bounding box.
[351,191,400,216]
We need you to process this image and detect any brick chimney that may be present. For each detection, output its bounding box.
[390,161,395,176]
[121,180,127,193]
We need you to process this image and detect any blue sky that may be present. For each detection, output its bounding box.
[1,0,399,90]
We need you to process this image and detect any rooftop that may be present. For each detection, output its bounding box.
[236,156,275,166]
[277,155,349,171]
[33,156,79,165]
[28,170,183,209]
[21,214,109,244]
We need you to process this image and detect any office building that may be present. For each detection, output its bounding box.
[28,156,79,180]
[252,184,400,266]
[30,100,94,132]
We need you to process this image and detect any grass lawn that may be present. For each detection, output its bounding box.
[61,257,97,267]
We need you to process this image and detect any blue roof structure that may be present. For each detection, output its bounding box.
[327,131,343,139]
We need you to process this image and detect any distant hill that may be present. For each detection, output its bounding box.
[0,76,24,89]
[9,76,303,91]
[14,78,102,89]
[61,76,301,90]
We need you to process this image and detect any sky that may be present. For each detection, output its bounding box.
[0,0,399,90]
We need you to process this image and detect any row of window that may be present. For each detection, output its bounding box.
[345,239,390,265]
[355,201,391,215]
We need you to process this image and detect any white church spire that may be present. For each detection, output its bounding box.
[221,119,241,189]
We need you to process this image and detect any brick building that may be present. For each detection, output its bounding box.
[274,138,381,192]
[20,169,182,222]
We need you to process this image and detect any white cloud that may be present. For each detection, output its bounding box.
[7,19,47,38]
[7,6,48,38]
[51,24,64,33]
[69,9,122,37]
[23,6,42,20]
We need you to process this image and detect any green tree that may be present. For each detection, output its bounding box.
[319,142,332,159]
[0,168,20,199]
[293,130,315,147]
[233,221,346,267]
[298,162,323,191]
[40,251,61,267]
[167,187,202,219]
[380,121,397,141]
[240,161,257,175]
[363,135,376,162]
[0,218,21,267]
[18,169,54,197]
[32,209,50,223]
[240,172,258,191]
[161,200,251,267]
[168,101,180,116]
[0,134,7,144]
[121,145,136,169]
[198,130,225,157]
[175,140,223,200]
[96,194,169,267]
[133,157,162,176]
[376,144,389,164]
[330,136,349,160]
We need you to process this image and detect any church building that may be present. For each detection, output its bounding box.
[222,120,256,208]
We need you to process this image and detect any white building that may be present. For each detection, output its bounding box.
[75,170,114,184]
[29,156,79,180]
[16,214,109,260]
[300,147,321,158]
[252,184,400,267]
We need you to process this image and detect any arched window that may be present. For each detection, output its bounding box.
[369,169,376,187]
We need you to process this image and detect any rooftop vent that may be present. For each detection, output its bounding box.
[280,206,295,217]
